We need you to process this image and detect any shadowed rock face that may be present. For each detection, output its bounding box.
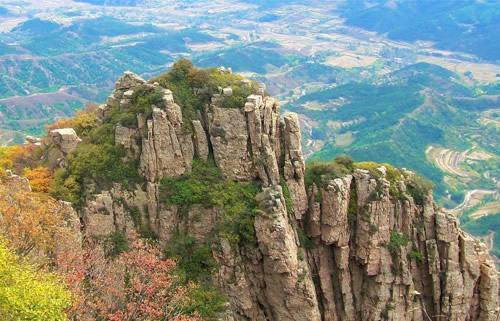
[79,72,498,321]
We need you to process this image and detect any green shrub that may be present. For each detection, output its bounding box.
[87,122,115,145]
[355,161,404,200]
[173,284,226,320]
[155,60,210,132]
[408,248,423,263]
[164,232,217,283]
[160,159,222,207]
[406,174,433,205]
[160,159,260,245]
[51,142,143,207]
[305,155,354,188]
[67,143,141,186]
[387,231,409,255]
[280,176,295,217]
[105,231,129,258]
[131,85,163,111]
[297,226,313,250]
[219,84,255,109]
[50,168,81,205]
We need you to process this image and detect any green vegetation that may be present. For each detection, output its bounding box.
[158,159,263,319]
[160,159,261,245]
[173,283,226,320]
[51,143,142,208]
[154,59,258,132]
[405,175,433,206]
[387,231,409,255]
[355,161,404,200]
[304,155,354,188]
[105,231,129,258]
[0,240,72,321]
[50,91,150,208]
[107,84,164,128]
[297,226,313,250]
[164,232,217,281]
[408,247,424,263]
[280,176,295,217]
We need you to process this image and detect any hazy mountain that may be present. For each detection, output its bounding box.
[339,0,500,61]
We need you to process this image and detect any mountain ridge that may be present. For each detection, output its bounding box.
[1,62,497,320]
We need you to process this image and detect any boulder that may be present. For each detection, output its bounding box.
[49,128,81,154]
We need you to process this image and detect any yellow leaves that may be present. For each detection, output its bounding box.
[0,145,28,170]
[0,181,70,259]
[0,239,72,321]
[0,145,40,175]
[24,166,53,193]
[46,109,98,136]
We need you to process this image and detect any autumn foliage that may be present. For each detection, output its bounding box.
[24,166,53,193]
[0,145,40,175]
[46,107,98,137]
[64,234,204,321]
[0,179,74,260]
[0,176,209,320]
[0,239,72,321]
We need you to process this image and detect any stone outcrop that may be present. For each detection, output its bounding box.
[140,106,193,181]
[49,128,81,154]
[76,71,498,321]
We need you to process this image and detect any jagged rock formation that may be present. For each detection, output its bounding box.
[70,71,497,321]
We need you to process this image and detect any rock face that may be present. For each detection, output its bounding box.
[78,71,498,321]
[49,128,81,154]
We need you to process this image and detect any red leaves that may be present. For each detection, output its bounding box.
[65,233,201,321]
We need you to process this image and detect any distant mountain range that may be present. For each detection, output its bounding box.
[339,0,500,61]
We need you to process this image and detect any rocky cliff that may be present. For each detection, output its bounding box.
[48,66,498,321]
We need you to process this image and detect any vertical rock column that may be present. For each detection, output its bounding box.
[139,89,193,182]
[283,113,308,219]
[254,186,321,321]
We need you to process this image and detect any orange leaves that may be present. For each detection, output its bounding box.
[24,166,53,193]
[0,181,72,259]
